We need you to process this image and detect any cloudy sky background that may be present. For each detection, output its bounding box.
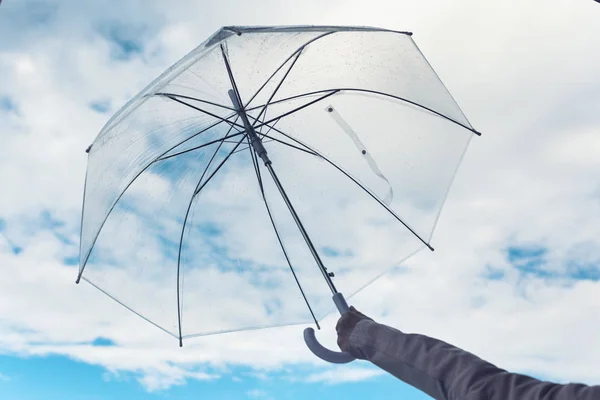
[1,0,599,399]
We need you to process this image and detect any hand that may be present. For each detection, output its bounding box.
[335,306,374,353]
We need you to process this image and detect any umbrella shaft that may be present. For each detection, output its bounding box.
[228,89,338,295]
[265,162,338,295]
[228,89,270,165]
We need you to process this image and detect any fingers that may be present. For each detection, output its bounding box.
[335,308,371,331]
[335,307,375,352]
[352,308,372,320]
[335,307,358,333]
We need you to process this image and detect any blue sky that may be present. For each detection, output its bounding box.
[1,0,600,399]
[0,355,433,400]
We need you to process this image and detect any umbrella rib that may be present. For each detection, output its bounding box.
[247,88,481,136]
[253,90,340,130]
[77,115,245,283]
[154,92,236,111]
[253,50,303,126]
[260,132,319,157]
[246,136,320,330]
[221,43,245,108]
[162,94,247,131]
[256,117,280,143]
[244,31,336,108]
[219,47,263,160]
[177,126,241,347]
[156,130,243,161]
[231,145,251,155]
[232,138,275,156]
[255,95,272,138]
[194,134,248,197]
[247,118,434,251]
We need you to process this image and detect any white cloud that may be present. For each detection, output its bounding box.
[136,368,217,392]
[304,366,385,384]
[1,0,600,393]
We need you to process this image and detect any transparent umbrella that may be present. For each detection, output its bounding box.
[77,25,480,363]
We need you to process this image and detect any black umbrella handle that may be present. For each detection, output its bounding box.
[303,293,356,364]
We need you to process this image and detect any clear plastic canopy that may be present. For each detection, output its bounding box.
[78,26,477,342]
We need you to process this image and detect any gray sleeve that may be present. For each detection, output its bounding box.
[346,320,599,400]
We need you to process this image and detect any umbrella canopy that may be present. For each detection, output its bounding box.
[77,25,478,348]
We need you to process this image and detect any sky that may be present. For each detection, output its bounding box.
[1,0,600,399]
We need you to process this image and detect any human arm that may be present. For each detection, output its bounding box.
[336,308,599,400]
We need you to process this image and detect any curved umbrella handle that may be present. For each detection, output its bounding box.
[303,293,356,364]
[303,327,356,364]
